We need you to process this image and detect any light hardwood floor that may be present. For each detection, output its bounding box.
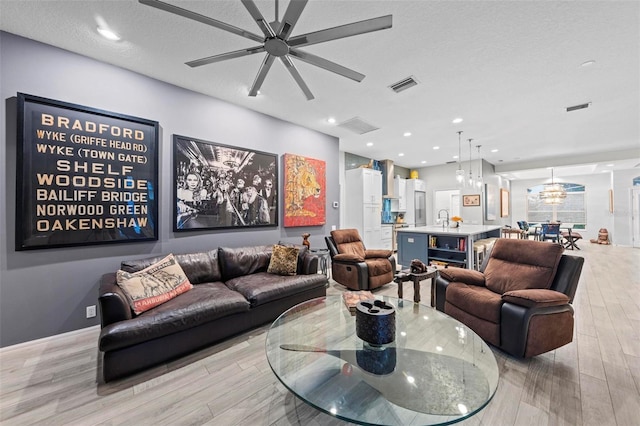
[1,242,638,425]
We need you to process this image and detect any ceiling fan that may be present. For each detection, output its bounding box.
[139,0,392,100]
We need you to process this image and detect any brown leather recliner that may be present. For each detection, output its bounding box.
[435,238,584,358]
[325,229,396,290]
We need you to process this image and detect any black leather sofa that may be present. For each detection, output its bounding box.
[98,244,326,382]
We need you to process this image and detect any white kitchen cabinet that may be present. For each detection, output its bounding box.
[381,224,393,251]
[345,168,383,248]
[392,176,407,211]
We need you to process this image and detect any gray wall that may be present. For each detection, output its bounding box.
[0,32,340,347]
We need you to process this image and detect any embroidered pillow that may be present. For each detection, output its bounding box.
[267,245,299,276]
[116,253,193,315]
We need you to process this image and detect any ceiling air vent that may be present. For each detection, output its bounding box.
[389,76,419,93]
[337,117,380,135]
[566,102,591,112]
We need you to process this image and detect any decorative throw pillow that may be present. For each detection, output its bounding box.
[116,253,193,315]
[267,245,299,276]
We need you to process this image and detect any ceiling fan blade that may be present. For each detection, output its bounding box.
[186,46,265,68]
[139,0,263,43]
[280,56,314,100]
[249,54,276,97]
[241,0,276,38]
[278,0,308,40]
[289,49,364,82]
[288,15,392,47]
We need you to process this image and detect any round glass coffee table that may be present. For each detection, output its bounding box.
[265,295,499,425]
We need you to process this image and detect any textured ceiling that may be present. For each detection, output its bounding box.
[1,0,639,179]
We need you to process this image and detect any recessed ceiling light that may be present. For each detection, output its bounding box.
[606,163,614,167]
[433,146,440,150]
[398,153,405,157]
[366,142,374,147]
[403,132,412,137]
[327,117,336,124]
[491,149,498,153]
[453,155,459,159]
[97,27,121,41]
[581,60,596,67]
[452,118,463,124]
[421,160,427,164]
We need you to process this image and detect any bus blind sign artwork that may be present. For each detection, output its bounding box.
[16,93,159,250]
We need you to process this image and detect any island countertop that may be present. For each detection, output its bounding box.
[397,225,502,236]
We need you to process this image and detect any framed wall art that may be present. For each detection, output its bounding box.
[173,135,278,231]
[16,93,159,250]
[500,188,510,217]
[462,194,481,207]
[283,153,326,227]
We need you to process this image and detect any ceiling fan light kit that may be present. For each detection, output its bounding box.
[139,0,392,100]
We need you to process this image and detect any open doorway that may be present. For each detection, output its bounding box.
[434,190,460,226]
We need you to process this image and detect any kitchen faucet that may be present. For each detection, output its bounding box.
[437,209,450,228]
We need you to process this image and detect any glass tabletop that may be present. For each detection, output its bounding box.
[265,295,499,426]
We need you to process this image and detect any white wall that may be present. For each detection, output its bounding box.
[612,169,640,246]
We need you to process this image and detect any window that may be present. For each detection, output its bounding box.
[527,183,585,226]
[633,176,640,186]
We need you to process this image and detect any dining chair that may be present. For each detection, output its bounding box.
[540,223,561,243]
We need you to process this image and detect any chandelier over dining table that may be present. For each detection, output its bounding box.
[539,168,567,204]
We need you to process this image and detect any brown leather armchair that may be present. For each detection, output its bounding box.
[435,238,584,358]
[325,229,396,290]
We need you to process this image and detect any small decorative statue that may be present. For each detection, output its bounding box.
[410,259,428,273]
[302,233,311,249]
[590,228,611,245]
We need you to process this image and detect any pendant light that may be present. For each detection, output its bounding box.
[467,138,474,187]
[539,168,567,204]
[455,131,465,186]
[475,145,483,189]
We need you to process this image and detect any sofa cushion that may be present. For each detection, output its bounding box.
[225,272,326,307]
[267,245,299,276]
[502,289,570,308]
[331,229,366,258]
[219,245,272,281]
[445,282,502,324]
[116,254,193,315]
[120,250,222,284]
[278,242,309,273]
[364,258,393,277]
[99,282,250,352]
[484,239,564,294]
[365,249,393,259]
[439,268,486,287]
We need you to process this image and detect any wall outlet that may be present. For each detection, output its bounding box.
[331,225,336,231]
[86,305,96,319]
[332,201,339,208]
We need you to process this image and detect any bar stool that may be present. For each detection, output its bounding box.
[475,237,498,270]
[473,241,485,271]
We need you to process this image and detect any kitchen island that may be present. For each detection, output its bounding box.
[397,225,502,270]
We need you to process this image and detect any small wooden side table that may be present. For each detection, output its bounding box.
[394,268,439,306]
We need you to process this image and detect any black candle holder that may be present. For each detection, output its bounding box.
[355,299,396,346]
